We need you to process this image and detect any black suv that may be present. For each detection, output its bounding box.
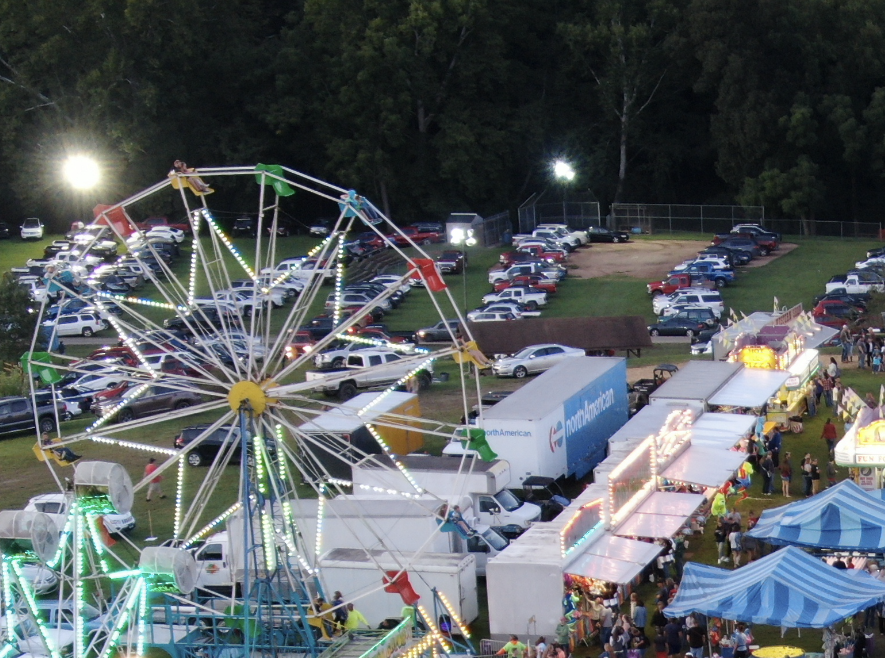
[174,424,276,467]
[0,395,63,436]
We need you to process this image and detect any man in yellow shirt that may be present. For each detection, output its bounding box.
[343,603,370,631]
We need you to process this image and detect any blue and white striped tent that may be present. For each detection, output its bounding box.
[664,546,885,627]
[747,479,885,550]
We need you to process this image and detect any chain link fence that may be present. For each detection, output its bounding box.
[611,203,884,238]
[480,211,513,246]
[610,203,764,234]
[519,192,601,233]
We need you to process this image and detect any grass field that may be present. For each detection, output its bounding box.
[2,230,885,648]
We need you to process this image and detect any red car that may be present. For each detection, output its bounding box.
[493,275,558,294]
[813,313,846,330]
[285,331,316,359]
[499,251,543,267]
[349,326,411,344]
[136,216,191,232]
[812,300,861,321]
[85,346,140,368]
[394,227,444,246]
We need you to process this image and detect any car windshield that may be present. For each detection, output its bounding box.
[511,347,536,359]
[494,490,522,512]
[481,528,509,550]
[23,219,40,228]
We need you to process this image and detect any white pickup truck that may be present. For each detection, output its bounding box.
[826,272,885,294]
[482,287,548,308]
[305,349,433,400]
[488,262,564,284]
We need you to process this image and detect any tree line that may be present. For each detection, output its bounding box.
[2,0,885,228]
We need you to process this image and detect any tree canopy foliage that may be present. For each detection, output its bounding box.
[3,0,885,225]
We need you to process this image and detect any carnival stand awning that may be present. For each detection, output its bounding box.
[835,406,885,467]
[747,479,885,551]
[614,491,706,538]
[564,533,662,584]
[661,447,747,488]
[707,368,791,408]
[665,546,885,627]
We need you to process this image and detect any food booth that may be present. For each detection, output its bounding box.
[487,409,748,641]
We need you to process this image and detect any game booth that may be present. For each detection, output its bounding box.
[835,406,885,490]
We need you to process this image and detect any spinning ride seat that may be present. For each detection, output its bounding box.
[33,439,76,466]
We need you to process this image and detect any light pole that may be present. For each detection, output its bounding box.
[450,227,477,313]
[553,159,575,224]
[63,154,101,227]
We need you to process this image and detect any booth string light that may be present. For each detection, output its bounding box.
[607,438,657,529]
[173,456,185,539]
[358,357,436,415]
[183,501,244,548]
[559,499,604,557]
[364,424,424,494]
[200,208,257,280]
[436,590,471,639]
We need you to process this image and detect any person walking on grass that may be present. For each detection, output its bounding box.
[827,460,838,488]
[760,453,774,496]
[144,458,166,502]
[811,458,822,495]
[780,451,793,497]
[821,418,838,457]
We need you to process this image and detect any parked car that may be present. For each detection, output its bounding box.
[482,286,548,309]
[174,424,249,467]
[394,226,445,245]
[701,245,751,266]
[145,226,186,243]
[94,385,202,422]
[415,320,461,343]
[658,305,720,326]
[0,222,10,239]
[491,344,585,378]
[468,302,540,321]
[585,226,630,243]
[310,220,332,236]
[26,492,136,535]
[813,289,870,309]
[647,315,709,338]
[653,289,725,317]
[20,217,44,240]
[467,311,519,322]
[731,223,782,242]
[436,250,467,274]
[136,216,191,232]
[314,342,396,369]
[42,312,108,337]
[812,300,862,321]
[0,395,63,435]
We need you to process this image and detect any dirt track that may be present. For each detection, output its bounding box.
[568,240,798,279]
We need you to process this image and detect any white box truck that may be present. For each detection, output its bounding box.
[318,548,479,626]
[289,495,509,576]
[351,456,542,530]
[475,357,629,484]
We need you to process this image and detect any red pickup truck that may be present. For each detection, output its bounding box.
[517,244,567,263]
[494,275,558,294]
[647,273,715,296]
[394,226,444,245]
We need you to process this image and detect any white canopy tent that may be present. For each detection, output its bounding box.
[661,447,748,487]
[707,368,791,408]
[564,533,663,584]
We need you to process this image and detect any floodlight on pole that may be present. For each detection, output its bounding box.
[63,155,100,190]
[449,227,476,312]
[553,160,575,182]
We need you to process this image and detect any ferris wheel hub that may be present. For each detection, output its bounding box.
[228,380,270,414]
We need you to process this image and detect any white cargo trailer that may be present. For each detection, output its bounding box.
[318,548,479,626]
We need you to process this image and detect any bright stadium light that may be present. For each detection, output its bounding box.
[553,159,575,182]
[63,155,100,190]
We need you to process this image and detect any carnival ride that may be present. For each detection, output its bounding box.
[4,165,490,658]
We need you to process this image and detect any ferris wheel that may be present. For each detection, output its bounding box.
[15,164,490,658]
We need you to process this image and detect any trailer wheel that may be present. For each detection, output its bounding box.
[338,381,358,400]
